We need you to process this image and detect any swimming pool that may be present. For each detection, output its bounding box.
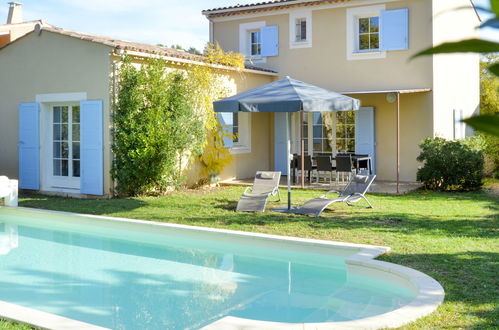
[0,207,444,329]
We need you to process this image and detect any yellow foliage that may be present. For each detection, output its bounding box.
[184,43,245,181]
[204,42,245,70]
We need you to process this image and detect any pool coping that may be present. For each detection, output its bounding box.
[0,207,445,330]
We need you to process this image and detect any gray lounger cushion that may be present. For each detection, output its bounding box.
[236,195,269,212]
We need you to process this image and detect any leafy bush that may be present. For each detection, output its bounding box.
[112,56,205,196]
[416,137,484,191]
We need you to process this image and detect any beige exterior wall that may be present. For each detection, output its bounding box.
[346,92,433,181]
[179,69,275,183]
[210,0,480,181]
[0,29,275,196]
[219,72,275,181]
[0,30,113,195]
[431,0,480,139]
[211,0,434,91]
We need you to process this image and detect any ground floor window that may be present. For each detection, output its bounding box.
[301,111,355,154]
[52,105,80,179]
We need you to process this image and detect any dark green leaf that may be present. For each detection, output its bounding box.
[412,39,499,59]
[489,62,499,76]
[464,114,499,136]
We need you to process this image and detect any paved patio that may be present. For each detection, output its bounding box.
[221,176,421,194]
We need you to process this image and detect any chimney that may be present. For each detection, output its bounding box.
[7,2,23,24]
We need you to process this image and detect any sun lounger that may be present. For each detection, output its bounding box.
[236,171,281,212]
[290,174,376,217]
[0,176,18,207]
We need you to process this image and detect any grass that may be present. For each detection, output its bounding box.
[7,185,499,329]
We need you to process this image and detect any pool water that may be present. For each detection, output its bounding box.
[0,208,414,329]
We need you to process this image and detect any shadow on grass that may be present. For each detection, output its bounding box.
[19,191,147,215]
[204,196,498,239]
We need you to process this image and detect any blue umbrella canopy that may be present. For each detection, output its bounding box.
[214,76,360,113]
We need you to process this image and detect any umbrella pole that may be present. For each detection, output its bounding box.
[301,110,305,188]
[286,112,291,210]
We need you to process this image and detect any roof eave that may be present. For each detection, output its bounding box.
[202,0,325,17]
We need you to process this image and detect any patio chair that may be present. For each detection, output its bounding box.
[335,154,355,183]
[289,174,376,217]
[315,156,336,185]
[236,171,281,212]
[294,155,314,184]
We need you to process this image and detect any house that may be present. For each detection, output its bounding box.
[0,4,276,197]
[0,0,480,198]
[203,0,480,182]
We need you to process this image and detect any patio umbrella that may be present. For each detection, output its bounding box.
[213,76,360,210]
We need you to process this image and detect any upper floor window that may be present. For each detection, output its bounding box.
[289,9,312,49]
[239,21,279,62]
[358,16,379,51]
[250,30,261,56]
[295,18,307,42]
[346,5,408,61]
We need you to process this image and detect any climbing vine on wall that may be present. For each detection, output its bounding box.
[112,56,205,195]
[112,45,245,196]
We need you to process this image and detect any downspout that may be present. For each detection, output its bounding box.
[209,19,214,44]
[110,50,120,196]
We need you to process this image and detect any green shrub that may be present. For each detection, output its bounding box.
[111,56,205,196]
[416,137,484,191]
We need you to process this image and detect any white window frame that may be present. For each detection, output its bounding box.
[36,92,87,193]
[291,112,356,155]
[249,30,262,56]
[239,21,266,63]
[346,5,386,61]
[289,8,312,49]
[50,104,81,188]
[230,112,251,154]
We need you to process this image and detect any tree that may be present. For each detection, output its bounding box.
[479,54,499,177]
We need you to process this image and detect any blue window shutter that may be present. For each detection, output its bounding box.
[261,25,279,56]
[355,107,376,174]
[217,112,233,148]
[80,100,104,195]
[380,8,409,51]
[18,102,40,190]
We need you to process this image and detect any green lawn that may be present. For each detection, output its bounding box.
[7,186,499,329]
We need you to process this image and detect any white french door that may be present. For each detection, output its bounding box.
[50,105,81,189]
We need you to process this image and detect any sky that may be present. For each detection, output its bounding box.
[0,0,497,50]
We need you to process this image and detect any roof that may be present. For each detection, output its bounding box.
[42,26,206,62]
[340,88,432,94]
[203,0,346,17]
[0,23,276,74]
[204,0,480,18]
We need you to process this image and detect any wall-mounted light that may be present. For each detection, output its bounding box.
[386,92,397,103]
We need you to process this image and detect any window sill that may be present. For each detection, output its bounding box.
[246,56,266,64]
[348,50,386,61]
[290,40,312,49]
[230,145,251,155]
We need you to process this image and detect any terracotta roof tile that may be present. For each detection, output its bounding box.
[203,0,298,13]
[41,26,276,73]
[203,0,346,17]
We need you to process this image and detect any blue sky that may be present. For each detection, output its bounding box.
[0,0,497,50]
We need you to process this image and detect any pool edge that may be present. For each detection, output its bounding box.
[1,206,445,330]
